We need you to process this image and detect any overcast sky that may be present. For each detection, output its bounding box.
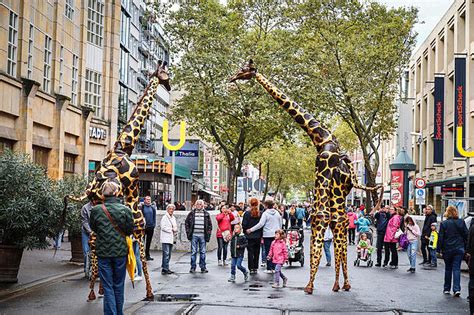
[375,0,455,50]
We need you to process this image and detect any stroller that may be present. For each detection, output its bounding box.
[286,227,304,267]
[353,231,374,267]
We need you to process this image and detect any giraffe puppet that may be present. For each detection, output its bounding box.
[65,61,171,301]
[230,60,382,295]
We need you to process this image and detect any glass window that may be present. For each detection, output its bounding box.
[33,146,49,170]
[43,35,52,93]
[71,55,79,105]
[27,24,34,79]
[63,153,76,175]
[7,11,18,77]
[120,10,130,48]
[119,49,129,84]
[59,46,64,93]
[85,69,102,117]
[87,0,104,46]
[0,138,14,154]
[118,84,128,127]
[65,0,74,20]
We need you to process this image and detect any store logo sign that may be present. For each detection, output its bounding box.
[90,126,107,140]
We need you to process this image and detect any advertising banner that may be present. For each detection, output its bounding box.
[390,170,404,207]
[454,56,466,158]
[433,75,444,164]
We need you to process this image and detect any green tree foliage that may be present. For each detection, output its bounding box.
[157,0,300,202]
[290,1,417,207]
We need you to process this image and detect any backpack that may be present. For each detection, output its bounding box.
[398,233,409,250]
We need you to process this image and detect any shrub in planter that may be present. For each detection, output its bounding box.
[0,151,61,282]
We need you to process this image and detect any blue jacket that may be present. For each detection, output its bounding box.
[374,211,391,234]
[355,217,371,233]
[438,218,468,253]
[139,203,156,228]
[296,207,305,220]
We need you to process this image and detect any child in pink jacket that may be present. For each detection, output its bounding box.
[267,229,288,288]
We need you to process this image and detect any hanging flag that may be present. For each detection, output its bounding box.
[454,55,466,158]
[433,74,444,164]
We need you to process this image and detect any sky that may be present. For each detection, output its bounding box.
[375,0,455,50]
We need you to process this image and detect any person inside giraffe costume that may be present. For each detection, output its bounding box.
[64,61,171,301]
[230,60,382,294]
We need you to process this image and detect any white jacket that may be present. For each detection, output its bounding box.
[160,213,177,244]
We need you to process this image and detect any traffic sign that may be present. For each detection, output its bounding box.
[243,177,253,192]
[415,188,426,205]
[415,178,426,189]
[254,179,266,192]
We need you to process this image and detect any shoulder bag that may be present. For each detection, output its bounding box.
[101,204,137,284]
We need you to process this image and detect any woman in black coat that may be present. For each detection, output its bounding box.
[242,197,263,274]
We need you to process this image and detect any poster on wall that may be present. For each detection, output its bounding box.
[454,55,466,158]
[447,199,467,219]
[433,74,444,164]
[390,170,404,207]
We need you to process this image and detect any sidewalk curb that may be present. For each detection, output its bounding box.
[0,269,83,302]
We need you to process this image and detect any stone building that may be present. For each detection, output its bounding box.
[0,0,121,179]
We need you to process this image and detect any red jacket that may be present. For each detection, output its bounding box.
[267,239,288,265]
[347,212,357,229]
[216,212,235,238]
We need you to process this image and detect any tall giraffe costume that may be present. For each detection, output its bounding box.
[65,61,171,301]
[230,60,381,294]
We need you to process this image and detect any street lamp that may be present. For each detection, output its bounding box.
[411,132,423,214]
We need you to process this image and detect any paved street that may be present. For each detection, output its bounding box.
[0,230,469,314]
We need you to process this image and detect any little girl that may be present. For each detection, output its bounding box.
[357,233,372,260]
[267,229,288,288]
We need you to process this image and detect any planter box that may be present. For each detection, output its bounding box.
[70,236,84,263]
[0,245,24,283]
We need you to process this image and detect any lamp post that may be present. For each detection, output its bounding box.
[411,132,423,214]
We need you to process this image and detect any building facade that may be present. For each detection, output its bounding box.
[409,0,474,213]
[0,0,121,179]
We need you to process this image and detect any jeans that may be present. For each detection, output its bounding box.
[469,273,474,314]
[376,233,384,264]
[407,240,418,269]
[429,248,437,266]
[231,256,247,275]
[348,228,356,244]
[144,227,155,258]
[297,219,303,228]
[274,263,287,285]
[263,237,275,270]
[81,230,90,274]
[261,242,266,263]
[190,235,206,270]
[247,238,260,270]
[98,256,127,315]
[323,240,332,264]
[421,238,430,263]
[217,237,228,261]
[132,241,142,276]
[54,230,64,249]
[443,248,464,293]
[161,243,173,272]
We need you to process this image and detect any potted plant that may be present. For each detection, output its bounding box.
[0,151,60,282]
[56,175,88,263]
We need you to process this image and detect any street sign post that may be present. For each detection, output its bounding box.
[415,178,426,189]
[415,188,426,205]
[254,179,266,192]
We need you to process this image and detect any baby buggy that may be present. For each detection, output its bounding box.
[286,227,304,267]
[354,232,374,267]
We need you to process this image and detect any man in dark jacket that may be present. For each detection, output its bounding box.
[185,199,212,273]
[372,205,391,267]
[90,182,134,315]
[138,196,157,261]
[420,205,438,265]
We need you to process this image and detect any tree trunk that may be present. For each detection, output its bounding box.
[227,166,236,204]
[261,161,270,202]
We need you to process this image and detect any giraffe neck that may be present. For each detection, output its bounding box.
[114,76,161,155]
[254,73,336,150]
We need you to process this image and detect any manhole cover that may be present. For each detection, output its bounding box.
[249,283,264,288]
[267,294,282,299]
[146,294,199,302]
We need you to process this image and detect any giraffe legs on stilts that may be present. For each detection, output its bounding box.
[138,236,154,300]
[87,233,98,301]
[331,202,351,292]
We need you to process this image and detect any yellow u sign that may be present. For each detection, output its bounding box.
[163,120,186,151]
[456,126,474,157]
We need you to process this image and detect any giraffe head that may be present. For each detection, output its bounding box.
[229,59,257,82]
[152,60,171,91]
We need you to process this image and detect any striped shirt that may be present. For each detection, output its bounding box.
[193,210,205,236]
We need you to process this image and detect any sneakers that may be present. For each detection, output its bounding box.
[443,291,450,295]
[375,263,381,267]
[272,283,280,288]
[228,275,236,283]
[223,260,228,266]
[264,270,273,274]
[244,272,249,282]
[201,268,209,273]
[161,270,174,275]
[218,260,223,266]
[260,262,266,267]
[419,260,428,265]
[407,268,415,273]
[189,268,196,274]
[326,262,331,267]
[430,264,437,268]
[454,291,461,297]
[146,256,154,261]
[134,275,143,281]
[282,278,287,287]
[390,265,398,269]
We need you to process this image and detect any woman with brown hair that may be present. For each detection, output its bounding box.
[242,198,263,274]
[438,205,468,297]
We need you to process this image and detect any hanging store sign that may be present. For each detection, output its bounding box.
[390,170,404,207]
[89,126,107,140]
[433,75,444,164]
[454,55,466,158]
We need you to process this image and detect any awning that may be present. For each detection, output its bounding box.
[200,188,221,198]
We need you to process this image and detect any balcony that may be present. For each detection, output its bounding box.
[138,40,150,56]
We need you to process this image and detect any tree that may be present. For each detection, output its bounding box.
[157,0,300,203]
[291,1,417,209]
